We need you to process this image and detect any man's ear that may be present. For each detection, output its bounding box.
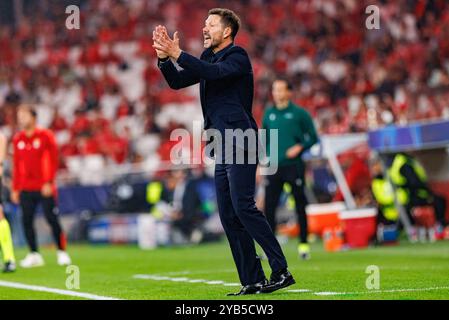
[223,26,232,39]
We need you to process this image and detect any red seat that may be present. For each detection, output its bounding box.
[412,206,436,228]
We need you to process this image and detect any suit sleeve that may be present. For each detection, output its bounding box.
[176,48,251,81]
[42,130,59,183]
[299,110,318,152]
[158,58,200,90]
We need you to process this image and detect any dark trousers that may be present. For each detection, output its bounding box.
[406,192,448,226]
[20,191,65,252]
[264,164,309,243]
[215,162,288,286]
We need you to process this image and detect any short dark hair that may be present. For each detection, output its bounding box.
[274,78,293,91]
[208,8,241,40]
[18,103,37,118]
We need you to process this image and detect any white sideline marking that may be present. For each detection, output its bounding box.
[285,286,449,296]
[135,274,449,296]
[0,280,121,300]
[317,286,449,296]
[223,283,242,287]
[287,289,312,293]
[314,291,340,296]
[161,269,236,276]
[134,275,169,281]
[188,279,206,283]
[134,274,241,287]
[170,277,189,282]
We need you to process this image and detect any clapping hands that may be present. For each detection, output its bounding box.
[152,25,182,60]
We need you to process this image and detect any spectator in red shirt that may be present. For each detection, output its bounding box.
[50,109,68,132]
[11,104,71,268]
[77,134,101,156]
[71,109,91,136]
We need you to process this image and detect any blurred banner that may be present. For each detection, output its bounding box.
[368,120,449,152]
[57,181,149,214]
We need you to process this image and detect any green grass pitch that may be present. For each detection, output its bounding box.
[1,239,448,300]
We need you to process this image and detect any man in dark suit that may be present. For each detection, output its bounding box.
[153,8,294,295]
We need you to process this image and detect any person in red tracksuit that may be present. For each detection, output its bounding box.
[11,104,71,268]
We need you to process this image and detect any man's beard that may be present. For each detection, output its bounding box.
[205,37,222,50]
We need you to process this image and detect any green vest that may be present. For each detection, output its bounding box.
[388,154,429,200]
[146,181,164,219]
[283,183,296,210]
[371,177,404,221]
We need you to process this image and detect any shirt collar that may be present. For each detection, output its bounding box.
[210,42,234,61]
[274,101,293,111]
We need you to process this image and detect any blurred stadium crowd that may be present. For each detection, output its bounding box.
[1,0,449,175]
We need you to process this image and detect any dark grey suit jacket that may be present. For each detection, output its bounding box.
[158,44,258,135]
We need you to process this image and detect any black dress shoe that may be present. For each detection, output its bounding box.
[227,279,268,296]
[260,269,295,294]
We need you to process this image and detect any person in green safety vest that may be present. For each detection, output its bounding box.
[387,153,448,232]
[146,179,170,219]
[147,169,219,244]
[146,170,186,221]
[370,158,404,225]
